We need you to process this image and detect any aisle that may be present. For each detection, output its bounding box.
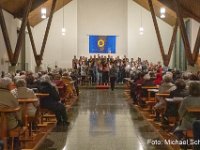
[37,89,169,150]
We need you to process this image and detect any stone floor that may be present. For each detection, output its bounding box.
[37,89,170,150]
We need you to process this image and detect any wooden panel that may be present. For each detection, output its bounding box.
[180,0,200,21]
[28,0,72,26]
[133,0,177,26]
[0,0,27,14]
[159,0,200,23]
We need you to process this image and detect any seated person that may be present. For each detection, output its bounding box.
[154,74,175,121]
[175,82,200,139]
[132,72,145,105]
[154,70,162,85]
[141,73,155,97]
[163,79,189,125]
[38,75,69,126]
[11,79,38,118]
[52,74,67,100]
[62,72,77,99]
[0,77,21,130]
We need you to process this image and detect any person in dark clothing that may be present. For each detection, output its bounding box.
[109,64,117,91]
[141,74,156,98]
[39,75,69,126]
[163,79,189,125]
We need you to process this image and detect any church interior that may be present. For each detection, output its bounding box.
[0,0,200,150]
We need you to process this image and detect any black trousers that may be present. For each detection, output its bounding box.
[43,103,67,123]
[110,77,116,90]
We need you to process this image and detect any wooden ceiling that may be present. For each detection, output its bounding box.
[158,0,200,23]
[29,0,72,26]
[133,0,177,26]
[0,0,72,26]
[0,0,199,27]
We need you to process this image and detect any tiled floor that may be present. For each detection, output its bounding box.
[37,89,170,150]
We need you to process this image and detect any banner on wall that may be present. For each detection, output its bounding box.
[89,35,116,53]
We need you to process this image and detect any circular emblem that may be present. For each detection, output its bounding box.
[98,39,105,48]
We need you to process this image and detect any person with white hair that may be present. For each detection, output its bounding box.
[0,77,21,130]
[11,79,38,117]
[153,74,175,121]
[38,75,69,126]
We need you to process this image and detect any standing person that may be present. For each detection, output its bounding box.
[102,63,109,85]
[110,63,117,91]
[96,62,102,85]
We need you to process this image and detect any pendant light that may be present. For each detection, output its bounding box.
[139,8,144,35]
[61,0,66,36]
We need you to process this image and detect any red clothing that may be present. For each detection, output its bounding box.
[53,80,66,98]
[154,73,162,85]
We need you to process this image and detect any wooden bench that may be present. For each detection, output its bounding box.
[183,107,200,139]
[0,106,21,150]
[18,98,38,137]
[145,89,159,112]
[35,93,50,97]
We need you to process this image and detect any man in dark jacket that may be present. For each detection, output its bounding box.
[39,75,69,126]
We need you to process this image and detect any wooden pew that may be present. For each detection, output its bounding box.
[181,107,200,139]
[18,98,38,137]
[142,86,159,89]
[156,93,170,97]
[146,89,159,112]
[0,106,21,150]
[35,93,50,97]
[139,86,158,109]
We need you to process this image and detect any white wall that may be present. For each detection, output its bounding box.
[77,0,127,57]
[32,0,77,69]
[0,10,18,73]
[128,0,173,65]
[0,0,177,72]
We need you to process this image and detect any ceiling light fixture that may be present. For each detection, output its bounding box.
[160,7,166,18]
[41,8,47,19]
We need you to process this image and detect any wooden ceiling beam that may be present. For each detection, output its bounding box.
[0,7,13,62]
[148,0,165,61]
[0,0,33,66]
[12,0,33,65]
[174,0,200,66]
[148,0,178,66]
[40,0,57,59]
[181,6,200,23]
[27,0,57,66]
